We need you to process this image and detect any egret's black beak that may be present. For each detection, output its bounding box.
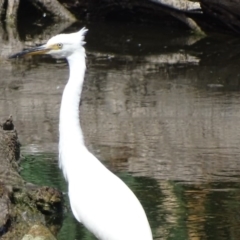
[9,44,51,59]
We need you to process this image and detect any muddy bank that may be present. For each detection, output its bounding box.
[0,117,62,239]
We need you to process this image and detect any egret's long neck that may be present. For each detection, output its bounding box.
[59,49,86,161]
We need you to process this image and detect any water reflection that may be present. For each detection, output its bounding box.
[1,22,240,239]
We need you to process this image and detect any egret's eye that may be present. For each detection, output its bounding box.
[57,43,63,49]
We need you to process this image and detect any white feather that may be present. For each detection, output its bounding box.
[49,28,153,240]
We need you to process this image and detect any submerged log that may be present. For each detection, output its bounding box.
[5,0,20,25]
[71,0,204,33]
[200,0,240,34]
[0,0,5,18]
[61,0,240,35]
[2,0,76,25]
[31,0,76,21]
[2,0,240,35]
[0,117,62,240]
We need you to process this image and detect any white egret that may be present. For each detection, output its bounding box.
[10,28,153,240]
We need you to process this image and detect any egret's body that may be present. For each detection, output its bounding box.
[10,28,153,240]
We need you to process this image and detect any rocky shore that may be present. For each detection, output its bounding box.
[0,117,62,240]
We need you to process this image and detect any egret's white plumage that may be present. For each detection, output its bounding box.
[11,28,153,240]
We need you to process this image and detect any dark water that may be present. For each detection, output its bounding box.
[2,21,240,239]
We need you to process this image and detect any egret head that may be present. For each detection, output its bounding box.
[10,28,88,59]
